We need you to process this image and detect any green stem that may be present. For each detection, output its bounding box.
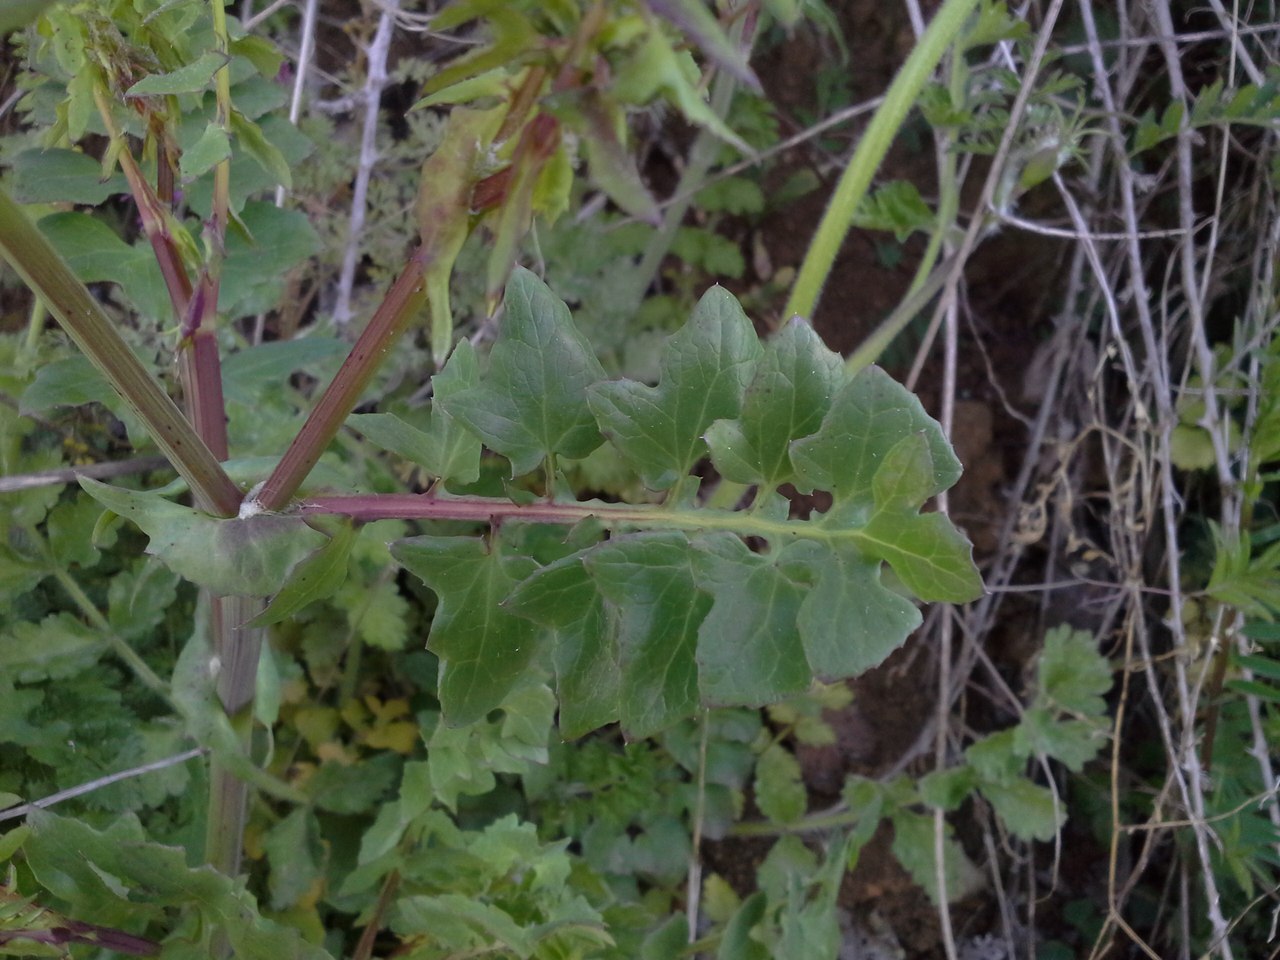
[0,187,242,516]
[50,565,173,704]
[784,0,979,321]
[730,806,861,837]
[301,491,906,559]
[204,594,265,879]
[23,297,46,356]
[842,251,958,376]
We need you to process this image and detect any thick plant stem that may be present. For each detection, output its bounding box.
[204,595,264,879]
[784,0,980,320]
[0,188,241,516]
[255,248,429,511]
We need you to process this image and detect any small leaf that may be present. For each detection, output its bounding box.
[979,777,1063,843]
[180,122,232,181]
[125,51,229,97]
[230,35,284,79]
[80,479,325,598]
[418,106,505,365]
[392,536,542,726]
[890,809,985,905]
[1034,626,1112,716]
[718,891,769,960]
[613,30,752,155]
[248,525,356,626]
[563,90,661,224]
[643,0,761,92]
[589,285,762,490]
[852,180,935,241]
[229,109,292,188]
[755,742,806,824]
[919,765,978,811]
[1014,708,1104,772]
[441,269,605,476]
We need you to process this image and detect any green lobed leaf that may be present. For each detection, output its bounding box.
[854,432,984,602]
[785,541,922,677]
[348,340,482,485]
[889,809,984,905]
[441,268,606,477]
[80,478,325,598]
[584,532,707,738]
[706,316,845,490]
[1014,708,1105,772]
[503,555,619,739]
[792,364,961,502]
[589,285,762,491]
[391,535,542,726]
[1034,626,1112,716]
[978,778,1064,843]
[2,614,106,683]
[692,534,811,705]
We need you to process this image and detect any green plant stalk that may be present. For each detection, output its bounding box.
[198,0,255,888]
[48,561,172,704]
[204,594,263,879]
[255,248,430,511]
[784,0,980,321]
[301,492,946,567]
[0,187,242,516]
[842,251,958,376]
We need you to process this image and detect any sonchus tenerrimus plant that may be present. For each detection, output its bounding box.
[78,268,983,738]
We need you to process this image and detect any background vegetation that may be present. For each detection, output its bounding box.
[1,0,1279,958]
